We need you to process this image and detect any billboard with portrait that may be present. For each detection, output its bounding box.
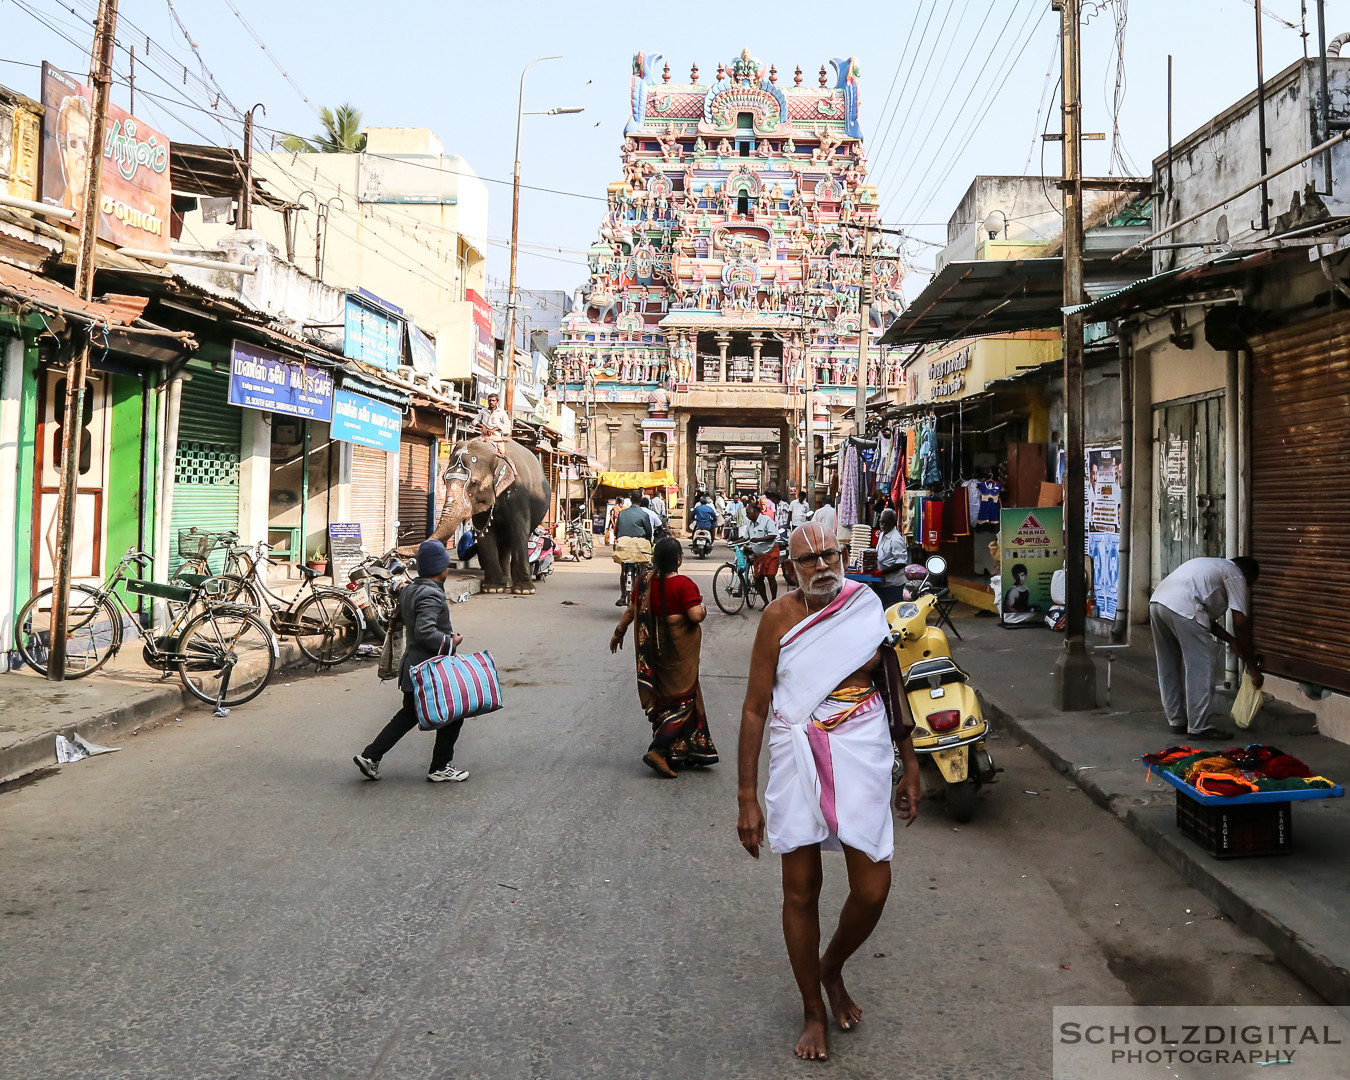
[40,62,171,252]
[999,507,1064,627]
[1086,446,1123,619]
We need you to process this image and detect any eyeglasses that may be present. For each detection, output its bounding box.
[792,548,842,568]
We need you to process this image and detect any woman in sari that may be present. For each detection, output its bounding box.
[610,536,719,778]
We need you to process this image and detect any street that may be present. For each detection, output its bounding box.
[0,551,1318,1080]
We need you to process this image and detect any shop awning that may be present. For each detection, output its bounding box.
[338,369,410,409]
[880,244,1152,348]
[1061,250,1278,321]
[0,260,194,363]
[171,144,297,212]
[597,469,675,490]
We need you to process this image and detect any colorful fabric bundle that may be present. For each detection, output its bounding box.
[1182,756,1244,785]
[1262,755,1314,780]
[1191,772,1259,798]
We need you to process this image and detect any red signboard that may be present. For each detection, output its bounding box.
[466,288,493,334]
[40,62,172,253]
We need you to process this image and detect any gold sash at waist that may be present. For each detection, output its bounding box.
[812,684,879,732]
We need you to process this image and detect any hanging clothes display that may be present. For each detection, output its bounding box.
[975,480,1003,524]
[921,422,941,487]
[922,498,944,552]
[839,443,860,530]
[948,490,970,537]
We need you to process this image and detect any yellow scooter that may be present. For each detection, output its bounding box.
[884,564,996,822]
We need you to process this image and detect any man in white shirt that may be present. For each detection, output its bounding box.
[1149,556,1262,740]
[648,489,668,525]
[475,393,512,449]
[639,494,664,535]
[741,502,781,604]
[874,508,909,607]
[788,489,810,529]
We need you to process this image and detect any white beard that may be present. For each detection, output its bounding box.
[801,571,842,605]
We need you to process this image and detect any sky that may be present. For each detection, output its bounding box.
[0,0,1325,301]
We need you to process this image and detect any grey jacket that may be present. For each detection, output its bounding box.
[398,575,454,693]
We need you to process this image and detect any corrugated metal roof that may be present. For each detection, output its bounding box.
[0,260,148,326]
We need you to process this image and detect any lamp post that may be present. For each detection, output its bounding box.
[503,55,582,417]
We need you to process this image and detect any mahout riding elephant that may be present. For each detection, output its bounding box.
[428,438,551,594]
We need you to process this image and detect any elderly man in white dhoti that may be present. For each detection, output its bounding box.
[737,522,922,1061]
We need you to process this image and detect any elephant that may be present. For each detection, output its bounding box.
[428,438,551,595]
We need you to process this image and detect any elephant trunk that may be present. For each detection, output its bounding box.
[428,479,474,544]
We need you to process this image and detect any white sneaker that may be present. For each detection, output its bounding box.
[354,754,380,781]
[427,764,469,783]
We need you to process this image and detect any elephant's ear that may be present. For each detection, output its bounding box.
[492,457,516,497]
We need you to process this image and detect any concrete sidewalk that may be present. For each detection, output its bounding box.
[0,569,483,784]
[945,607,1350,1003]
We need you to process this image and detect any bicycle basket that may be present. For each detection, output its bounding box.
[126,578,194,605]
[178,528,222,559]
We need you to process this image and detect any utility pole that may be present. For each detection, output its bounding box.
[1053,0,1097,710]
[240,103,265,230]
[48,0,118,681]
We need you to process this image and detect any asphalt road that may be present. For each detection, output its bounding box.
[0,545,1318,1079]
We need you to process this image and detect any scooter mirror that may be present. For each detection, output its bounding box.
[925,555,948,576]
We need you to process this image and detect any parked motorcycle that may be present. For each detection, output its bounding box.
[346,545,411,636]
[527,527,557,581]
[691,527,714,559]
[567,513,594,561]
[884,563,996,823]
[901,554,947,601]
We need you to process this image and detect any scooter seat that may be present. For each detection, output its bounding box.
[903,656,970,691]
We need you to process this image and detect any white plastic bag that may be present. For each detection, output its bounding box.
[1231,671,1264,729]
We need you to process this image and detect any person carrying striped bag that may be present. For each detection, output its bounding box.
[354,540,469,783]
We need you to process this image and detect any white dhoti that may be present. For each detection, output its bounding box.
[764,581,896,863]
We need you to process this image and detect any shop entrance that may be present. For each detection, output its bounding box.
[1153,393,1225,583]
[33,369,109,591]
[268,418,334,571]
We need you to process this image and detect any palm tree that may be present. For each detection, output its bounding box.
[280,104,367,153]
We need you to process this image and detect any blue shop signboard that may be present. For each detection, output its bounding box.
[332,389,402,453]
[343,289,404,371]
[228,340,334,421]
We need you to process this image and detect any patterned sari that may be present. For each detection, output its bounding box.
[633,571,719,767]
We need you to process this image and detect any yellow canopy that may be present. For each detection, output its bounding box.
[597,469,674,490]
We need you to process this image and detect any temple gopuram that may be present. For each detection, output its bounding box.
[555,49,904,512]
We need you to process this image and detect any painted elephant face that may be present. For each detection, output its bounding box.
[429,440,507,542]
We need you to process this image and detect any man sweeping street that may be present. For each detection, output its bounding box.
[1149,555,1262,740]
[737,522,921,1061]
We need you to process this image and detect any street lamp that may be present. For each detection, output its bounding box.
[503,55,583,416]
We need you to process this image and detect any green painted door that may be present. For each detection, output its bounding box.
[170,369,241,576]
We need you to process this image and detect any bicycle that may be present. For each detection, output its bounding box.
[205,538,365,667]
[712,541,762,615]
[14,548,276,708]
[172,528,254,582]
[567,513,594,560]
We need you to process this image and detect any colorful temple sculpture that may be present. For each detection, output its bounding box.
[556,49,904,511]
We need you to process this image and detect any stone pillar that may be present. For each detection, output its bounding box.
[715,332,730,382]
[750,333,764,382]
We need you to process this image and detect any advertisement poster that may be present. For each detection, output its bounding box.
[467,289,495,376]
[228,340,334,421]
[41,62,171,252]
[1086,447,1122,619]
[999,507,1064,627]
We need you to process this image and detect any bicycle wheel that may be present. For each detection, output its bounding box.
[745,572,761,610]
[177,609,276,707]
[224,549,255,579]
[170,558,210,585]
[204,573,263,610]
[712,564,746,615]
[292,592,363,666]
[14,585,122,678]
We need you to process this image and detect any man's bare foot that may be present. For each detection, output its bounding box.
[821,963,863,1031]
[795,1014,829,1060]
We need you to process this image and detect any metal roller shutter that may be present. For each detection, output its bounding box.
[1249,315,1350,692]
[398,435,433,541]
[351,445,391,554]
[170,369,241,576]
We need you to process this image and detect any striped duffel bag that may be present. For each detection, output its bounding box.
[410,650,503,730]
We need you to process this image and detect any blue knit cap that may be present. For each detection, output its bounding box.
[416,539,450,577]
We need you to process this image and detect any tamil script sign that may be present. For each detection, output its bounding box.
[228,340,334,421]
[41,62,171,252]
[467,289,495,376]
[1086,446,1123,619]
[343,290,403,371]
[332,389,402,453]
